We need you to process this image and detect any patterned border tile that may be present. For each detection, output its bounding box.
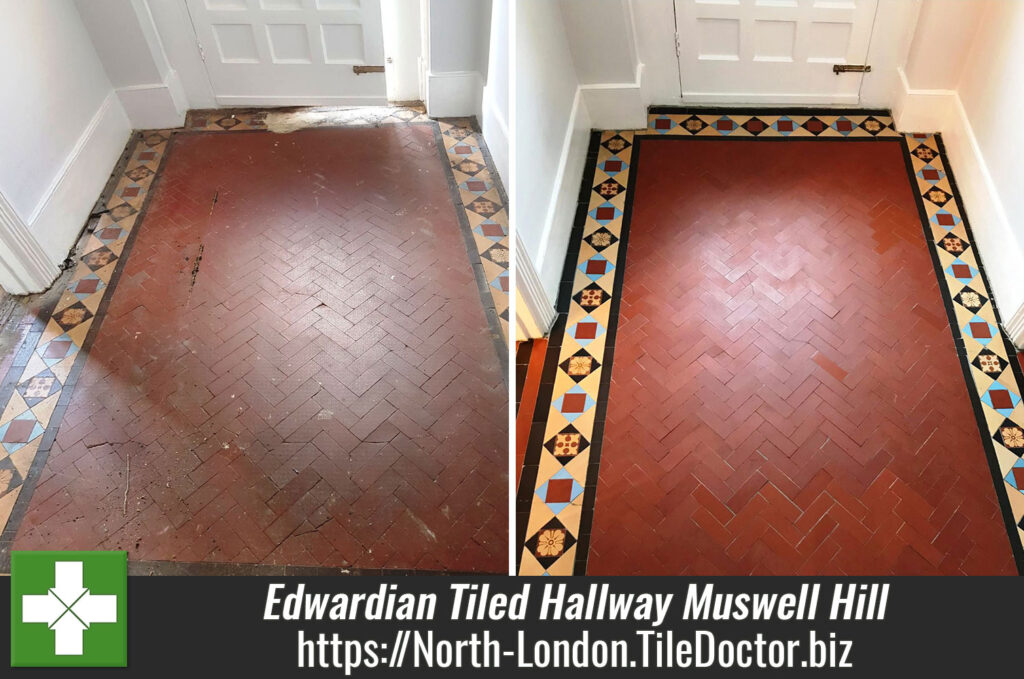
[0,107,508,566]
[517,109,1024,575]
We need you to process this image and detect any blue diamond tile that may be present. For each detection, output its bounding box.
[771,116,797,136]
[0,411,45,454]
[567,315,606,348]
[588,202,622,225]
[599,157,628,177]
[551,385,597,424]
[35,333,77,367]
[578,254,614,281]
[917,165,946,185]
[945,259,978,284]
[68,274,106,301]
[650,116,677,134]
[1005,458,1024,493]
[459,179,491,195]
[982,381,1021,417]
[473,220,506,242]
[831,117,855,136]
[962,315,997,346]
[713,116,738,135]
[448,143,480,157]
[490,270,508,293]
[535,468,585,515]
[930,209,961,230]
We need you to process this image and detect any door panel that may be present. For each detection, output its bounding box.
[186,0,386,106]
[675,0,879,104]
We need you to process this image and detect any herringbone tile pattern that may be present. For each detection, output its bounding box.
[587,139,1015,575]
[12,126,506,571]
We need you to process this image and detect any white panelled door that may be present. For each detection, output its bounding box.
[185,0,386,106]
[675,0,879,104]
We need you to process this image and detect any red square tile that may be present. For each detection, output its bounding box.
[1012,468,1024,487]
[43,340,72,359]
[480,223,505,237]
[989,389,1013,410]
[560,393,587,414]
[3,419,35,443]
[574,322,598,340]
[952,264,973,279]
[545,479,574,503]
[73,279,100,294]
[970,322,992,339]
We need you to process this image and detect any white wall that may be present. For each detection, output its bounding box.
[75,0,187,129]
[893,0,1024,346]
[947,2,1024,344]
[482,0,509,188]
[516,0,592,329]
[0,0,131,294]
[426,0,492,118]
[559,0,646,129]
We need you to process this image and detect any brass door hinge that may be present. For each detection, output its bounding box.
[833,64,871,74]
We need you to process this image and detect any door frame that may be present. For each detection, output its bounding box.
[146,0,427,110]
[664,0,921,109]
[673,0,881,106]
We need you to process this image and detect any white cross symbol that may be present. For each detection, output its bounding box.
[21,561,117,655]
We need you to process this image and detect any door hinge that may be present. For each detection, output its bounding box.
[833,64,871,74]
[196,40,206,62]
[674,31,681,57]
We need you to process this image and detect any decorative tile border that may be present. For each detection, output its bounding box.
[0,129,172,556]
[436,119,510,346]
[0,107,508,559]
[517,109,1024,575]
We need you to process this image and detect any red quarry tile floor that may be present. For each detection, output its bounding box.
[12,126,506,571]
[587,139,1016,575]
[516,339,547,487]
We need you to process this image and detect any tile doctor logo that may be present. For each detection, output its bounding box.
[10,551,127,667]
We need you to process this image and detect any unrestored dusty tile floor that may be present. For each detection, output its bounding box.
[0,112,507,573]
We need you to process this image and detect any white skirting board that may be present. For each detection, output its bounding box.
[28,92,132,280]
[425,70,484,119]
[116,69,188,130]
[515,234,555,340]
[579,63,647,131]
[0,194,56,295]
[533,87,592,308]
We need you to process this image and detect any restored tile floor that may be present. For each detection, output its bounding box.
[518,112,1024,575]
[0,110,507,572]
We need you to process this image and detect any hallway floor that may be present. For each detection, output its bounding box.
[518,111,1024,576]
[0,109,508,573]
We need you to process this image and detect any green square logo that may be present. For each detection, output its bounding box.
[10,551,127,667]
